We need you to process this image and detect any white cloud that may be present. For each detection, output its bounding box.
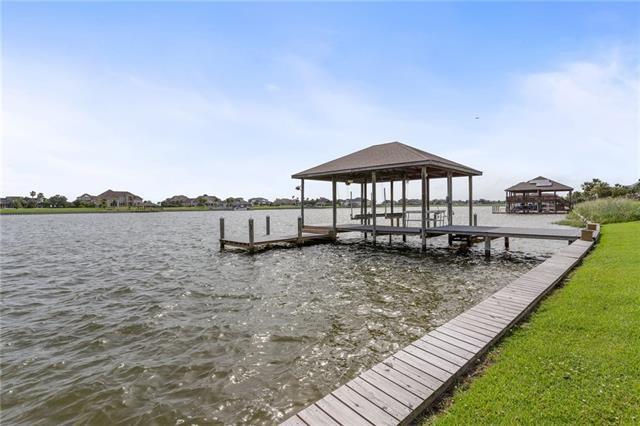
[2,52,638,202]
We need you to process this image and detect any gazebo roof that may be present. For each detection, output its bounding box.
[506,176,573,193]
[292,142,482,182]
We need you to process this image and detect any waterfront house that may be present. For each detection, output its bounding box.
[162,195,196,207]
[75,193,97,205]
[505,176,573,213]
[95,190,143,207]
[248,197,271,206]
[0,196,24,208]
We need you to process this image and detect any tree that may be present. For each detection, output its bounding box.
[48,195,68,208]
[196,196,207,206]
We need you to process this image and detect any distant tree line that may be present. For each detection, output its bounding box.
[572,179,640,203]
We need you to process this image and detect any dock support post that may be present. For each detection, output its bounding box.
[297,217,303,245]
[300,179,305,226]
[504,236,510,250]
[447,171,453,226]
[484,237,491,258]
[363,180,368,240]
[372,172,377,245]
[248,218,255,252]
[426,177,430,227]
[473,213,478,226]
[332,177,337,235]
[468,176,473,226]
[266,215,270,235]
[389,180,394,245]
[421,166,427,252]
[219,217,225,251]
[402,178,407,242]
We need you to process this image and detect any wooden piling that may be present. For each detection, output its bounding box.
[372,172,377,245]
[389,180,394,245]
[248,218,255,252]
[402,178,407,242]
[473,213,478,227]
[266,216,270,235]
[297,217,303,244]
[219,217,225,251]
[484,237,491,258]
[504,236,510,250]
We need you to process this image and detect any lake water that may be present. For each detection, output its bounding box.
[0,207,573,424]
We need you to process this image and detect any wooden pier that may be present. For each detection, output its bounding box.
[282,225,599,426]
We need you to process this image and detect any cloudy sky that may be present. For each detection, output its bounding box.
[2,2,639,202]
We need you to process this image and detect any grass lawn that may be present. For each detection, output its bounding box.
[425,221,640,424]
[0,207,160,215]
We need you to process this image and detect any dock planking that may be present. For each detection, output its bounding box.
[281,226,598,425]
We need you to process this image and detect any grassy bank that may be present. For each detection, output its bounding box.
[424,221,640,424]
[559,198,640,227]
[0,207,161,215]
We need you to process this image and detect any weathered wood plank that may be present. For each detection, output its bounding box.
[428,329,482,353]
[346,377,411,420]
[297,404,340,425]
[403,345,460,374]
[280,414,307,426]
[371,362,435,395]
[359,370,424,409]
[418,334,475,360]
[411,339,469,366]
[332,385,399,425]
[315,394,371,426]
[383,356,444,391]
[393,350,453,382]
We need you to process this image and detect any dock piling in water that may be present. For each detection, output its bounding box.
[297,217,302,244]
[219,218,225,251]
[266,216,270,235]
[248,219,255,251]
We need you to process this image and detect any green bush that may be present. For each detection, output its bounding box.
[563,198,640,225]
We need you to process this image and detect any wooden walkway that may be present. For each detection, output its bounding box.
[282,229,598,425]
[220,232,332,250]
[331,224,581,241]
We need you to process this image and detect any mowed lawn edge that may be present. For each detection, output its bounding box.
[424,221,640,425]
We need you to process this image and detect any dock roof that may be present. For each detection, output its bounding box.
[506,176,573,193]
[292,142,482,182]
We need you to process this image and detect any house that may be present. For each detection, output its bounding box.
[248,197,271,206]
[95,190,143,207]
[196,194,222,207]
[75,193,96,205]
[162,195,196,207]
[0,196,24,208]
[273,197,297,206]
[505,176,573,213]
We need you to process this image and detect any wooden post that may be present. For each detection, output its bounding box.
[389,180,394,244]
[504,237,510,250]
[538,189,542,213]
[266,215,270,235]
[248,218,255,252]
[219,217,225,251]
[569,190,573,211]
[484,237,491,258]
[473,213,478,226]
[401,178,407,242]
[426,177,430,227]
[554,190,557,213]
[372,172,377,245]
[363,180,368,240]
[300,178,305,226]
[447,171,453,226]
[421,166,427,251]
[297,216,303,244]
[332,177,337,234]
[468,175,473,226]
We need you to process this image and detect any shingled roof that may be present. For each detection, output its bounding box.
[506,176,573,192]
[292,142,482,182]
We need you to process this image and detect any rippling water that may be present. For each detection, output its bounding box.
[0,207,572,424]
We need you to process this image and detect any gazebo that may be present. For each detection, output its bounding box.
[292,142,482,251]
[505,176,573,214]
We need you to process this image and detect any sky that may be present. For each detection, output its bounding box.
[2,2,639,203]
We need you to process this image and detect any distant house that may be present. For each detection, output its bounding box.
[505,176,573,214]
[95,190,143,207]
[248,197,271,206]
[273,197,297,206]
[197,195,222,207]
[226,197,249,209]
[0,196,23,208]
[75,193,96,205]
[162,195,196,207]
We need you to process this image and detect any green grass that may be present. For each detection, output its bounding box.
[558,198,640,227]
[0,207,160,215]
[424,221,640,425]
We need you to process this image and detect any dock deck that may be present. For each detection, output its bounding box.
[330,224,581,241]
[282,228,598,425]
[220,232,332,250]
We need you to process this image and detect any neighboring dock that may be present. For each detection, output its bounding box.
[282,225,599,426]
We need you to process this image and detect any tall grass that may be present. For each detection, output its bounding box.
[559,198,640,226]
